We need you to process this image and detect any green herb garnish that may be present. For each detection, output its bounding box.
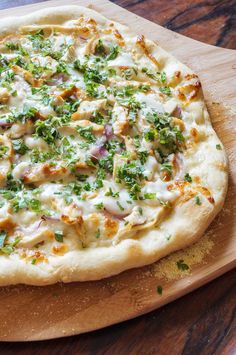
[105,188,119,198]
[195,196,202,205]
[116,201,124,211]
[184,173,192,183]
[144,193,156,200]
[12,139,29,155]
[55,231,64,243]
[176,260,189,271]
[94,202,104,210]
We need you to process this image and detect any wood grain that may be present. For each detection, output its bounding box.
[112,0,236,49]
[0,0,235,352]
[0,269,235,354]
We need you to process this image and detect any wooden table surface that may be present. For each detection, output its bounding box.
[0,0,235,354]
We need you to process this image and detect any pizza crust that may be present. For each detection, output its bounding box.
[0,6,228,285]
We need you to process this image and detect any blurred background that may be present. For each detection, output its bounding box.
[112,0,235,49]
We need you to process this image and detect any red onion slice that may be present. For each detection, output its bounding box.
[104,124,113,139]
[90,146,108,160]
[104,208,129,221]
[90,136,108,159]
[37,215,60,229]
[172,106,182,118]
[0,120,13,127]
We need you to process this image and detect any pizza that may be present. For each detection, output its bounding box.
[0,6,227,285]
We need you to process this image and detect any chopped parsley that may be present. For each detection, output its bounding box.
[195,196,202,205]
[116,201,124,211]
[184,173,192,183]
[1,245,13,255]
[176,260,189,271]
[216,144,222,150]
[95,39,106,56]
[144,128,157,142]
[34,116,69,144]
[159,86,172,96]
[144,193,156,200]
[157,285,163,295]
[5,42,28,56]
[74,57,109,98]
[106,44,119,61]
[6,173,23,192]
[160,71,166,83]
[10,104,37,123]
[28,199,42,213]
[0,233,19,254]
[146,111,184,153]
[138,207,143,215]
[94,202,104,210]
[11,195,42,213]
[55,231,64,243]
[141,68,167,84]
[105,188,119,198]
[30,148,55,164]
[159,126,184,151]
[12,139,29,155]
[5,42,19,51]
[117,162,145,200]
[56,61,69,75]
[77,126,96,143]
[137,148,148,164]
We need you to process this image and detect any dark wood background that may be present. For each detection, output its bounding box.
[0,1,235,354]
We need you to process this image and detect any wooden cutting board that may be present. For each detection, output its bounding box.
[0,0,235,342]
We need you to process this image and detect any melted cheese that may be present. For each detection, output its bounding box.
[0,14,207,262]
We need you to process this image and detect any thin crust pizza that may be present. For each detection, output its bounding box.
[0,6,227,285]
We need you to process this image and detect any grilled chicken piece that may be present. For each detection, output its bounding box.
[72,99,107,120]
[18,228,55,248]
[0,88,10,104]
[112,103,129,136]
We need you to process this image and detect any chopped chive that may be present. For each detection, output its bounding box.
[116,201,125,211]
